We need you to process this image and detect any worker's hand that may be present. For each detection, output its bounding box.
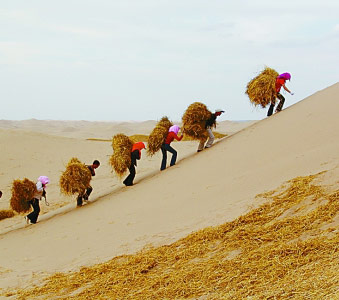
[290,92,294,95]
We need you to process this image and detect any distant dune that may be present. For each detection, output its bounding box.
[0,119,256,139]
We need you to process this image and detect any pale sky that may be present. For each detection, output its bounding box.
[1,0,338,122]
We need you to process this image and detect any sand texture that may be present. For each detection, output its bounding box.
[0,83,338,292]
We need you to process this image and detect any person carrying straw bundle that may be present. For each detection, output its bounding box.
[147,116,173,157]
[160,125,183,171]
[10,179,36,214]
[197,109,225,152]
[245,67,294,116]
[59,157,97,207]
[110,134,134,177]
[76,160,100,207]
[182,102,212,152]
[123,142,146,186]
[25,176,50,224]
[267,72,294,116]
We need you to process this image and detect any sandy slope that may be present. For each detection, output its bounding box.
[0,83,338,289]
[0,131,198,231]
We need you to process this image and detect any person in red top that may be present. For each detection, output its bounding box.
[160,125,183,171]
[123,142,146,186]
[267,72,294,116]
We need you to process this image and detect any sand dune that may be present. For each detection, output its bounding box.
[0,83,338,291]
[0,119,256,139]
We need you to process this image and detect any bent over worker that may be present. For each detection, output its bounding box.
[267,72,294,116]
[197,109,225,152]
[160,125,183,171]
[123,142,146,186]
[77,160,100,207]
[25,176,49,224]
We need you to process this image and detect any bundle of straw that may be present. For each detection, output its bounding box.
[182,102,212,141]
[59,157,92,196]
[245,67,279,108]
[110,134,133,177]
[147,116,173,156]
[10,178,37,213]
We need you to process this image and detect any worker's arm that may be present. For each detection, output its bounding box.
[282,83,293,95]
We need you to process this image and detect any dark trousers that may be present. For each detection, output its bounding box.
[160,144,177,170]
[123,164,136,186]
[267,93,285,116]
[77,187,93,206]
[27,198,40,224]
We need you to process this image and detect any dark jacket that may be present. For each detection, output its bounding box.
[131,150,141,166]
[205,114,217,128]
[87,165,96,176]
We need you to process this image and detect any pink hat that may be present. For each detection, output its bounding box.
[169,125,180,135]
[278,73,291,80]
[38,176,50,185]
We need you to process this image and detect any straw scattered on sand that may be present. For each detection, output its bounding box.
[8,171,338,300]
[182,131,227,141]
[0,209,15,221]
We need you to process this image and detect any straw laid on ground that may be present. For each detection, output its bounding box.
[110,134,133,177]
[246,67,279,108]
[147,116,173,156]
[9,172,338,300]
[129,135,148,143]
[0,209,15,221]
[9,178,37,213]
[181,131,227,141]
[59,157,92,196]
[182,102,212,141]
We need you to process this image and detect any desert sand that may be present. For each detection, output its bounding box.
[0,119,256,140]
[0,83,338,293]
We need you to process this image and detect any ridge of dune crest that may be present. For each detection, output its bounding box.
[0,83,338,290]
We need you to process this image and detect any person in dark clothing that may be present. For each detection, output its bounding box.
[123,142,146,186]
[25,176,49,224]
[197,109,225,152]
[77,160,100,207]
[0,191,2,198]
[26,198,40,224]
[161,125,183,171]
[267,72,294,116]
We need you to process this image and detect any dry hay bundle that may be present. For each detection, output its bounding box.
[182,102,212,141]
[147,116,173,156]
[59,157,92,196]
[110,134,133,177]
[10,178,36,213]
[246,67,279,108]
[0,209,15,221]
